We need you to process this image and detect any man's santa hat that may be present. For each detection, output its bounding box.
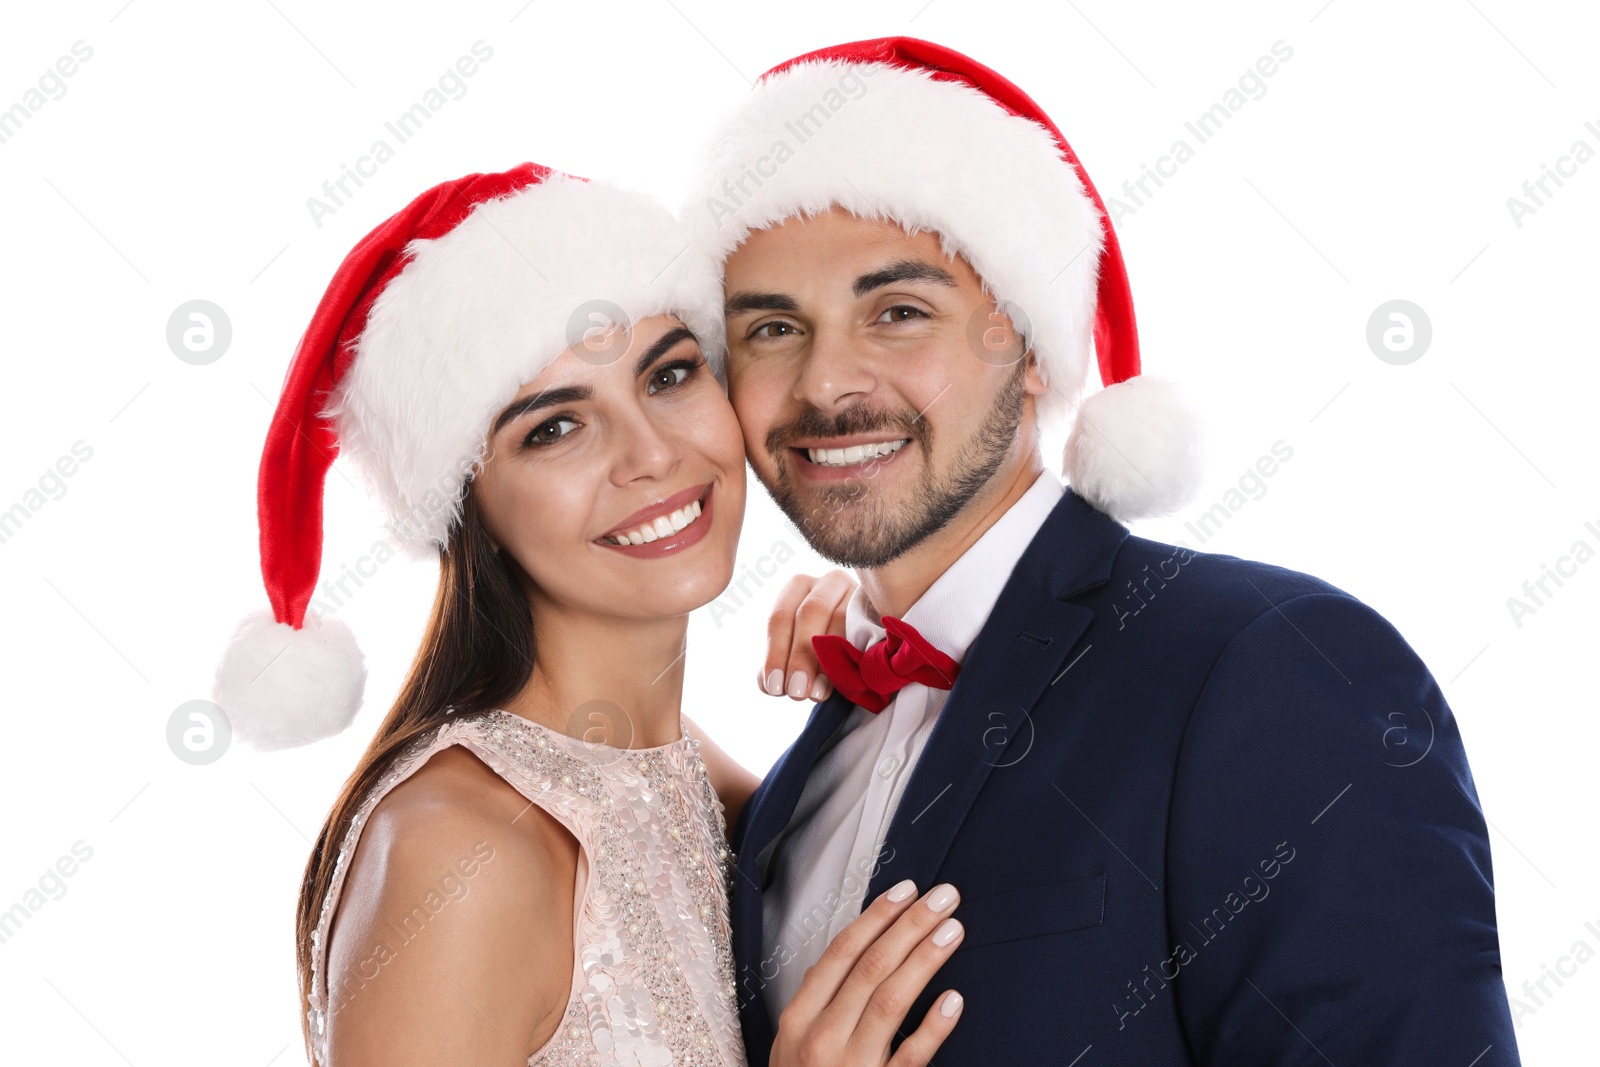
[683,36,1202,522]
[213,163,723,750]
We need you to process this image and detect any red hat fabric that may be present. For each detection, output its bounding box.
[216,163,723,750]
[769,37,1141,401]
[684,36,1201,522]
[263,163,553,632]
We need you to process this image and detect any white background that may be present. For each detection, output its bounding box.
[0,0,1594,1063]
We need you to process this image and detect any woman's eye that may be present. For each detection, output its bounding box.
[878,305,928,324]
[523,417,578,448]
[648,365,690,393]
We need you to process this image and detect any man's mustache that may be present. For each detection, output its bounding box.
[764,405,929,459]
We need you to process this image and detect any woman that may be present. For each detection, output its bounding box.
[213,164,966,1066]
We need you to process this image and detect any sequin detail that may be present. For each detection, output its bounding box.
[305,710,743,1066]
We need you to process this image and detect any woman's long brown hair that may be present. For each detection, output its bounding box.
[293,490,536,1061]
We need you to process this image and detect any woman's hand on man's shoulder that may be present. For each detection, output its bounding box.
[761,569,857,703]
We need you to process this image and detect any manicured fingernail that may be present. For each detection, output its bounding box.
[765,669,784,696]
[886,879,916,902]
[787,671,809,698]
[940,990,963,1017]
[932,918,963,947]
[925,883,958,913]
[809,675,829,701]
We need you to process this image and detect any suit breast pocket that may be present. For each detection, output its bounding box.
[956,872,1106,950]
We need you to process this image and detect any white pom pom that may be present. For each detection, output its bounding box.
[1063,376,1203,522]
[212,608,367,751]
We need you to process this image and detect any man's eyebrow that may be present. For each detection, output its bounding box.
[724,291,801,317]
[632,326,697,377]
[492,385,591,435]
[853,259,957,297]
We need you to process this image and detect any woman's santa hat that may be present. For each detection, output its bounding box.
[683,36,1202,522]
[213,163,723,750]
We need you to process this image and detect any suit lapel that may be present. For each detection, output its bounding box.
[865,489,1128,901]
[738,690,853,882]
[731,690,852,1062]
[736,490,1127,1060]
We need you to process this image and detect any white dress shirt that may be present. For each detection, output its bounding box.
[760,469,1065,1018]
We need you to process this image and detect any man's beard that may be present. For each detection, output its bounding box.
[760,360,1028,568]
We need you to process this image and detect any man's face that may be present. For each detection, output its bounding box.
[722,207,1046,567]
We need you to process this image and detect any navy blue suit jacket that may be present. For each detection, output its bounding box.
[732,487,1518,1065]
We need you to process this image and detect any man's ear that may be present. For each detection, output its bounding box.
[1022,346,1050,396]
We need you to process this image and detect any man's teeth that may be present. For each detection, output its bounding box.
[806,439,909,467]
[607,499,704,545]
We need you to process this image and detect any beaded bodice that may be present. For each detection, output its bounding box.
[306,709,745,1066]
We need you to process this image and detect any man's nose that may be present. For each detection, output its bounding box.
[792,325,879,414]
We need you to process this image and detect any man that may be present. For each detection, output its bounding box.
[685,37,1520,1065]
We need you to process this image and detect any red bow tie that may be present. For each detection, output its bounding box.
[811,616,961,713]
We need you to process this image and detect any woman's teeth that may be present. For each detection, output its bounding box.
[805,439,908,467]
[606,499,704,546]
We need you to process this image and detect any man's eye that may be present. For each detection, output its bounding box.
[878,305,928,324]
[524,417,578,448]
[750,321,799,340]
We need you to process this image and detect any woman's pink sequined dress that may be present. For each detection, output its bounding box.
[306,709,747,1066]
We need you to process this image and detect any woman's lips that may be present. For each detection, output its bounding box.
[596,484,715,559]
[600,481,712,539]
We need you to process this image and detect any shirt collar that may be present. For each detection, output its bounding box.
[842,469,1065,661]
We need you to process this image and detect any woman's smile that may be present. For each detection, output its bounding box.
[596,481,717,558]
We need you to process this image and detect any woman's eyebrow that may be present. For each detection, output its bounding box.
[492,385,590,434]
[632,326,697,376]
[490,328,698,434]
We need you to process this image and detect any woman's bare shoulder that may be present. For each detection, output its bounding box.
[321,743,578,1065]
[372,742,551,837]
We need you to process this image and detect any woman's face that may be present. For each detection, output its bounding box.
[472,314,746,622]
